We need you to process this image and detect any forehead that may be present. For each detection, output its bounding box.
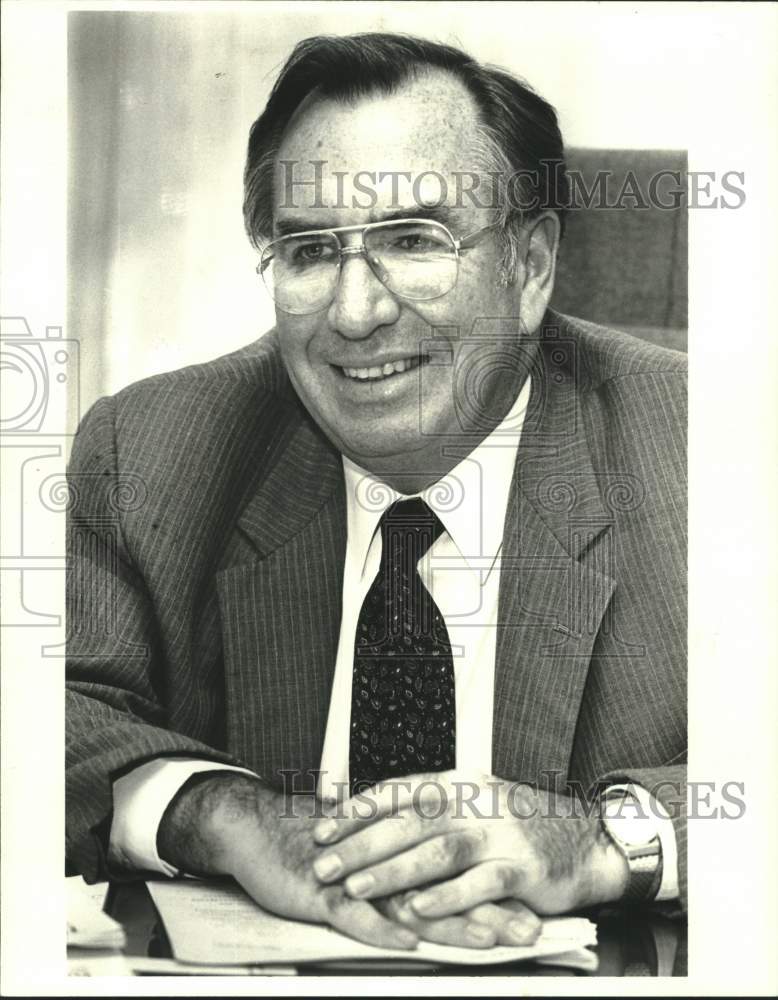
[273,71,484,221]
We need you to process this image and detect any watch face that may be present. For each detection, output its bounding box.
[603,797,662,846]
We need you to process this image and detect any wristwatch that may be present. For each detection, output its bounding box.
[600,788,663,903]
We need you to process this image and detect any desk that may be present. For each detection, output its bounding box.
[73,882,687,977]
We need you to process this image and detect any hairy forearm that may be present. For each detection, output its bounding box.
[155,772,419,950]
[157,771,278,876]
[498,784,628,909]
[516,787,595,877]
[523,787,628,907]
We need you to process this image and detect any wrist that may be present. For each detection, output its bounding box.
[158,771,272,876]
[579,819,630,907]
[527,789,629,910]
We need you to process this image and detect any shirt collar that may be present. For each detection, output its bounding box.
[343,375,531,579]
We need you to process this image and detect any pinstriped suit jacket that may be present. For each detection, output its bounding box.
[66,309,687,905]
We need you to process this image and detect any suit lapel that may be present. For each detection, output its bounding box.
[216,411,346,791]
[492,322,616,787]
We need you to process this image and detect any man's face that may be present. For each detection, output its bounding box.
[271,72,543,482]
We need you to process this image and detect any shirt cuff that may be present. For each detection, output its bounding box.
[109,757,257,877]
[606,782,679,901]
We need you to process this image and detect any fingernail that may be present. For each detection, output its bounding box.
[313,854,342,881]
[345,872,375,897]
[395,905,415,924]
[315,819,338,842]
[509,918,538,944]
[409,893,434,914]
[467,923,495,944]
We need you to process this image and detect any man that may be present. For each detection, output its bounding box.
[66,33,686,951]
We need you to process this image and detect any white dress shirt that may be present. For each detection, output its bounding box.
[317,375,532,801]
[109,374,677,900]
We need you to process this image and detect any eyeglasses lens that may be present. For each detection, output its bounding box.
[364,222,457,299]
[260,221,459,315]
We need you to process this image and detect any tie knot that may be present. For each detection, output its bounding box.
[380,497,445,564]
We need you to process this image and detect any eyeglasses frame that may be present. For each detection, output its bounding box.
[255,217,499,309]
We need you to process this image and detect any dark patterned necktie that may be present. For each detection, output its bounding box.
[349,497,456,794]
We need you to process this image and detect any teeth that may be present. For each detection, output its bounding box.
[342,356,422,381]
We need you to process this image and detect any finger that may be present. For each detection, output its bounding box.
[313,773,450,845]
[380,894,497,949]
[313,807,443,883]
[466,901,542,946]
[319,887,418,951]
[409,860,526,918]
[341,830,482,899]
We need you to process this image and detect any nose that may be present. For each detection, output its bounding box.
[327,250,400,340]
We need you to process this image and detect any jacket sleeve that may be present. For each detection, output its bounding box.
[66,395,239,882]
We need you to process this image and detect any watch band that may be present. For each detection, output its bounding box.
[622,842,664,902]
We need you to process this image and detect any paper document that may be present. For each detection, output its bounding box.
[148,880,597,971]
[67,877,127,950]
[68,955,297,977]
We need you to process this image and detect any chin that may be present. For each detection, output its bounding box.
[339,429,425,463]
[343,437,415,462]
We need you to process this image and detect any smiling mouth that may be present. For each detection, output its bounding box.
[339,355,428,381]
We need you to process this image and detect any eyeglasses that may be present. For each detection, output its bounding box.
[256,218,497,316]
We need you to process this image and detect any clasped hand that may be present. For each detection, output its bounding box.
[159,769,624,952]
[309,770,625,947]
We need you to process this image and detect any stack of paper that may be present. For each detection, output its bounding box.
[67,877,127,951]
[148,881,598,972]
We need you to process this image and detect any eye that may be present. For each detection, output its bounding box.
[291,241,334,264]
[393,232,440,252]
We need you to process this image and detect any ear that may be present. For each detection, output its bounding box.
[518,211,561,335]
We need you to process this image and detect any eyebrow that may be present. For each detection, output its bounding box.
[379,206,459,227]
[272,205,461,237]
